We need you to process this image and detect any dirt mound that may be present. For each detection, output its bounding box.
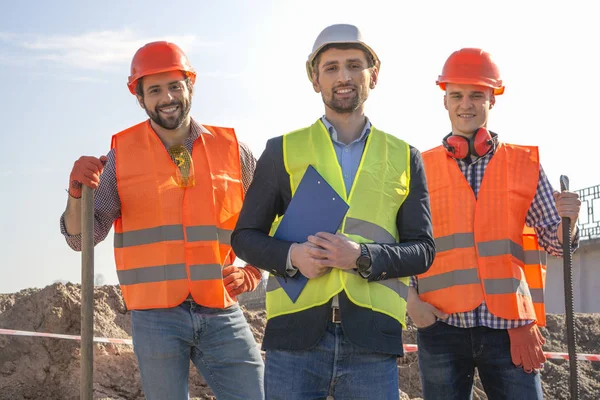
[0,284,218,400]
[0,284,599,399]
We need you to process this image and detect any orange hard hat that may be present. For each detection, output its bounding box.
[436,48,504,95]
[127,41,196,95]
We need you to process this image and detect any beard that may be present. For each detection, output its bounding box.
[322,85,367,114]
[144,97,192,130]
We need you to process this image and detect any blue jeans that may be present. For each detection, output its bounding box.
[417,321,543,400]
[265,322,399,400]
[131,302,264,400]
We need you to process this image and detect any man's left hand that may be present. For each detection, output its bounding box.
[507,321,546,373]
[554,190,581,238]
[554,190,581,222]
[222,265,259,297]
[306,232,360,270]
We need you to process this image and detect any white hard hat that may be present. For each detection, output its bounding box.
[306,24,380,83]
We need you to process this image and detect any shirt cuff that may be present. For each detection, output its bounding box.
[409,276,418,289]
[60,212,82,251]
[285,245,299,277]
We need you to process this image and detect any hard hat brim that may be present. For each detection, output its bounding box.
[437,79,505,95]
[127,68,197,95]
[306,41,380,83]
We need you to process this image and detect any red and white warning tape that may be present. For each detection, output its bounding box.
[543,352,600,362]
[0,328,132,345]
[1,328,599,361]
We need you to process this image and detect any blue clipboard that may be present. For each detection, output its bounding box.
[273,165,349,302]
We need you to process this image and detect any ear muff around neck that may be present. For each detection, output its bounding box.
[442,133,470,159]
[442,128,493,159]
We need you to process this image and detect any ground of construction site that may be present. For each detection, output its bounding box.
[0,283,598,400]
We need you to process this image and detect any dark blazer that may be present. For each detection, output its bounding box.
[231,133,435,355]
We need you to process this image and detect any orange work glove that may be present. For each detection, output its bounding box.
[68,156,108,198]
[222,265,262,297]
[507,321,546,373]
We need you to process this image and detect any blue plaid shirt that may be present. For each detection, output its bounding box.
[411,142,579,329]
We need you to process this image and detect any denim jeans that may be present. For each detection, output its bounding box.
[131,302,264,400]
[417,321,543,400]
[264,322,399,400]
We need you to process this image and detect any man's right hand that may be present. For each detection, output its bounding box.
[407,287,449,329]
[290,242,330,279]
[68,156,108,198]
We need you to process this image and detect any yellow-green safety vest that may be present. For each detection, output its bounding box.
[266,119,411,327]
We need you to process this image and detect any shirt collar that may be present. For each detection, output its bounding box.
[190,117,213,140]
[320,116,371,144]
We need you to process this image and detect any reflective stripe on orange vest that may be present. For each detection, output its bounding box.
[420,143,547,323]
[114,225,233,247]
[111,121,243,310]
[523,226,547,326]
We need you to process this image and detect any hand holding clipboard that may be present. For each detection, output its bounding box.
[273,165,349,302]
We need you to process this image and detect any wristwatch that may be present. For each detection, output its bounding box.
[355,243,372,278]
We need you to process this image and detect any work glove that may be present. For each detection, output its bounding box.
[222,265,262,297]
[68,156,108,198]
[507,321,546,373]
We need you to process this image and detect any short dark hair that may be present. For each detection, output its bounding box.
[135,75,194,99]
[312,43,375,79]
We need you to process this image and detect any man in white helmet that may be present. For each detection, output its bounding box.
[232,24,435,399]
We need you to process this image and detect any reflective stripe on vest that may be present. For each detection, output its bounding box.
[523,226,548,326]
[111,121,243,310]
[114,225,232,248]
[344,217,396,244]
[419,232,548,308]
[266,120,411,327]
[420,144,546,322]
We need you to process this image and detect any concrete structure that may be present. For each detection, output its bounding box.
[545,183,600,313]
[546,237,600,313]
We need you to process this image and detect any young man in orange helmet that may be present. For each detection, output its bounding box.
[60,41,264,400]
[408,48,581,399]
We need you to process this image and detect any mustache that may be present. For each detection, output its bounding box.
[333,84,356,91]
[156,100,183,110]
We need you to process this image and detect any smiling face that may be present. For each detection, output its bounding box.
[137,70,192,130]
[444,83,495,137]
[311,47,377,116]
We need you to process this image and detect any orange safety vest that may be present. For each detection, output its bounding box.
[111,120,244,310]
[420,143,548,325]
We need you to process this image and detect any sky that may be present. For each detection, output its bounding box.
[1,0,598,293]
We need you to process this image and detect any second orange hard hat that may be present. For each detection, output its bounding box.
[436,48,504,95]
[127,41,196,95]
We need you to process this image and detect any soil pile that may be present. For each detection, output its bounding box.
[1,284,598,399]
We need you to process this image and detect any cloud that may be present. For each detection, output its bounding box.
[0,29,221,71]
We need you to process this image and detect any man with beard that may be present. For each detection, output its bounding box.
[231,24,435,399]
[60,41,265,400]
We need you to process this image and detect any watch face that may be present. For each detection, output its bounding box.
[357,255,371,270]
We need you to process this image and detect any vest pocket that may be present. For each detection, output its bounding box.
[374,312,403,337]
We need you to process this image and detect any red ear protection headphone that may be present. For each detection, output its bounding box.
[442,128,494,159]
